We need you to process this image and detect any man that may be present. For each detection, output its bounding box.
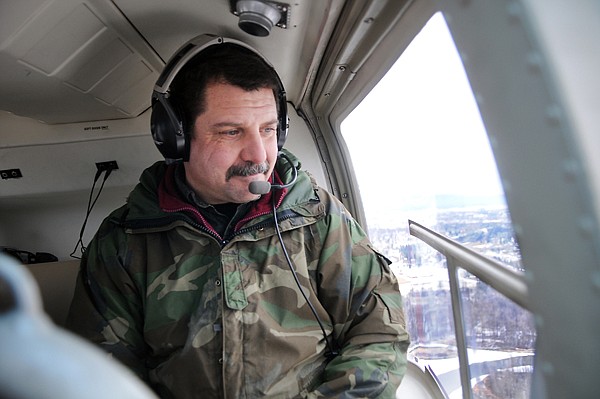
[67,35,409,398]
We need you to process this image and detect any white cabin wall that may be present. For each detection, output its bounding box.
[285,109,327,188]
[0,130,161,260]
[0,187,132,261]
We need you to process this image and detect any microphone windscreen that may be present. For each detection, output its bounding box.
[248,181,271,195]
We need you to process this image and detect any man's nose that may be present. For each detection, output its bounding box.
[241,130,268,163]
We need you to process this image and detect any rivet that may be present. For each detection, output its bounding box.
[523,270,534,284]
[591,272,600,293]
[534,314,544,328]
[562,159,579,181]
[512,223,523,236]
[507,1,522,24]
[541,362,554,375]
[577,216,595,237]
[545,104,562,126]
[502,179,511,194]
[526,52,543,74]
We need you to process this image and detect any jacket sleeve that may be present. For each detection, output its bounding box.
[66,216,149,381]
[308,203,410,398]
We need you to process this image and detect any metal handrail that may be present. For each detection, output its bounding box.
[408,220,530,310]
[408,220,531,399]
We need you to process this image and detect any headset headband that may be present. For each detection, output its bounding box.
[151,34,288,161]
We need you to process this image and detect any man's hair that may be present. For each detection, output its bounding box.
[169,43,281,135]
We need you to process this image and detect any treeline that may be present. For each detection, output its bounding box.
[405,280,536,351]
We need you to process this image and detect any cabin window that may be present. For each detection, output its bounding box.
[341,12,536,398]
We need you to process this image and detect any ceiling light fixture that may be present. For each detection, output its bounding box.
[232,0,289,37]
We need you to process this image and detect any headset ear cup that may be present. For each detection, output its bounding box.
[276,94,288,150]
[277,116,288,150]
[151,96,189,161]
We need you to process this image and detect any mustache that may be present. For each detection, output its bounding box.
[226,161,270,181]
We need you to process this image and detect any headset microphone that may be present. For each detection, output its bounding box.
[248,181,272,195]
[248,154,298,195]
[248,171,298,194]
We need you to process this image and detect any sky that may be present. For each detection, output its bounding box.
[341,12,505,219]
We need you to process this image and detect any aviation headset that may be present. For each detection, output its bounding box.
[151,34,288,161]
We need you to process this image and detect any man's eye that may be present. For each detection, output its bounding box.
[223,130,240,136]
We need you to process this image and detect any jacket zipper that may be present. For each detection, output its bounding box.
[121,211,222,243]
[122,205,301,247]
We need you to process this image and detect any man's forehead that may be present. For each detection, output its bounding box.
[199,84,275,115]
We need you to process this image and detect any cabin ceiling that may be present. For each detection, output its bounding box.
[0,0,344,125]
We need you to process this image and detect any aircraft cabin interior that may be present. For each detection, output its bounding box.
[0,0,598,398]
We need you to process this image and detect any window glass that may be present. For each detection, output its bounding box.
[459,270,535,398]
[340,12,535,398]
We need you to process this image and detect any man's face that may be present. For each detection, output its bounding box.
[184,82,279,204]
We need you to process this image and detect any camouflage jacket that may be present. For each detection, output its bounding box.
[67,150,409,398]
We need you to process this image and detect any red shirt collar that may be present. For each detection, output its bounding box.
[158,163,287,233]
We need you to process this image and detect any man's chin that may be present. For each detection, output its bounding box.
[232,186,263,204]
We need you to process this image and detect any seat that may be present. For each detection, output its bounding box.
[25,260,80,327]
[396,360,447,398]
[0,254,157,398]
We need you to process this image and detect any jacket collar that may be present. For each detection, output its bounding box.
[122,151,319,232]
[158,162,288,233]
